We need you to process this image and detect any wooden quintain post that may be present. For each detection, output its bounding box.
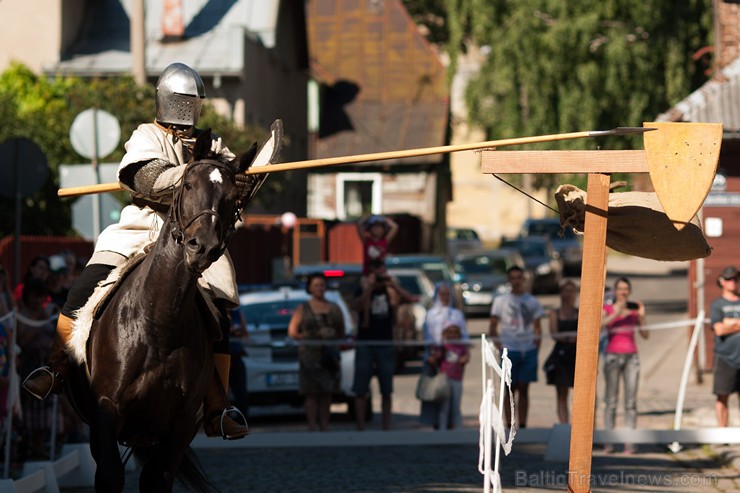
[567,173,610,493]
[481,122,722,493]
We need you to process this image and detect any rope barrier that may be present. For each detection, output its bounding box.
[242,316,708,348]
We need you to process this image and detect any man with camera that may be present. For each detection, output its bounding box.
[352,260,416,430]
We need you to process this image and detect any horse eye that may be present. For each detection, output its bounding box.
[184,182,193,191]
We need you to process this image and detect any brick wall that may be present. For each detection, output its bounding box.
[717,0,740,69]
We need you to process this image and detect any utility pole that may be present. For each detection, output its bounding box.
[131,0,146,85]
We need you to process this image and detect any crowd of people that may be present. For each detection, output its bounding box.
[283,213,659,441]
[0,250,87,467]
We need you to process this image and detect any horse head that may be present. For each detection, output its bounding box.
[169,129,253,273]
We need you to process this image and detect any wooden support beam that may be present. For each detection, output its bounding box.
[568,173,611,493]
[481,150,648,174]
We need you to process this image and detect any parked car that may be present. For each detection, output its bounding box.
[452,249,524,316]
[446,227,483,256]
[499,237,564,294]
[386,254,464,307]
[519,217,583,275]
[293,263,363,307]
[237,287,370,418]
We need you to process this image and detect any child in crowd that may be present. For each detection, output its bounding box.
[357,214,399,276]
[429,323,469,430]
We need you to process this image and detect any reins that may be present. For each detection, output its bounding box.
[169,158,242,254]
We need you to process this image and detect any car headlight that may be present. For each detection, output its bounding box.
[472,282,482,292]
[536,263,552,275]
[461,282,470,290]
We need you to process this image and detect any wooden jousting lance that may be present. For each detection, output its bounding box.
[58,127,649,198]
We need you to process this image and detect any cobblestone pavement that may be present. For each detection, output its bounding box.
[63,442,739,493]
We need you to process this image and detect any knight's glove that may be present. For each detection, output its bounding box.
[235,141,259,202]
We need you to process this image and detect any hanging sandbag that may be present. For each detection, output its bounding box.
[554,184,711,261]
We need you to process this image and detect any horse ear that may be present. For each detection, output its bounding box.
[238,141,258,173]
[193,129,213,161]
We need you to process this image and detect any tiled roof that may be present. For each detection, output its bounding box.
[307,0,449,165]
[657,57,740,134]
[45,0,280,76]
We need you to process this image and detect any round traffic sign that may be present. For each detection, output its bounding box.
[70,108,121,160]
[0,138,49,199]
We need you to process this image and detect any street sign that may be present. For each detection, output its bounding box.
[70,108,121,160]
[59,163,121,240]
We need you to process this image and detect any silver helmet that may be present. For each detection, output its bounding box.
[155,62,206,126]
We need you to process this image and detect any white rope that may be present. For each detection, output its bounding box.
[0,312,13,325]
[254,316,707,349]
[14,311,58,328]
[478,336,515,493]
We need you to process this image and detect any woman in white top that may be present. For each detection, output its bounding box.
[419,282,468,428]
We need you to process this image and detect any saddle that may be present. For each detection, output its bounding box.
[68,250,222,366]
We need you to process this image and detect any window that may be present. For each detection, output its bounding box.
[336,173,382,220]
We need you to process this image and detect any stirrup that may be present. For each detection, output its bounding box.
[23,366,62,400]
[211,406,249,441]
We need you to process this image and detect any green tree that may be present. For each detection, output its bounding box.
[0,63,277,238]
[404,0,713,197]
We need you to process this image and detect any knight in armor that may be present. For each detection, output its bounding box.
[23,62,253,440]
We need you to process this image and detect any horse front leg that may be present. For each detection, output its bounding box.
[90,397,125,492]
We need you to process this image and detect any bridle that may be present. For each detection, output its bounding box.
[169,158,243,255]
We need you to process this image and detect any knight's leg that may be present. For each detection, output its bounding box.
[203,304,249,440]
[23,263,115,400]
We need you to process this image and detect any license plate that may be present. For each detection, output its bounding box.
[266,373,299,387]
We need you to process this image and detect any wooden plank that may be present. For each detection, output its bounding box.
[481,150,648,174]
[568,173,610,493]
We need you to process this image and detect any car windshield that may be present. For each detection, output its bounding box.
[390,260,450,283]
[447,228,479,241]
[419,264,449,283]
[455,256,509,275]
[502,240,547,257]
[393,275,423,296]
[239,300,302,326]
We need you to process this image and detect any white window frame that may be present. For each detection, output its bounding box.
[335,173,383,220]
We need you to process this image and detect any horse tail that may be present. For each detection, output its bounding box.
[132,446,216,493]
[177,447,216,493]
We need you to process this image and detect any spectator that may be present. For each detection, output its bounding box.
[489,265,545,429]
[352,260,415,430]
[16,278,59,459]
[420,281,468,429]
[57,250,79,290]
[428,323,469,430]
[601,276,647,454]
[0,265,14,316]
[544,280,579,424]
[709,266,740,427]
[229,307,250,418]
[46,255,70,313]
[288,273,346,431]
[357,214,398,277]
[13,256,50,304]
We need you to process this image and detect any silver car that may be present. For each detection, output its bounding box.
[236,287,367,417]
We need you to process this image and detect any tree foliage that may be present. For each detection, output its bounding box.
[404,0,714,193]
[0,63,272,239]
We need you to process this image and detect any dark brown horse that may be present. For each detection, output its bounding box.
[66,130,253,492]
